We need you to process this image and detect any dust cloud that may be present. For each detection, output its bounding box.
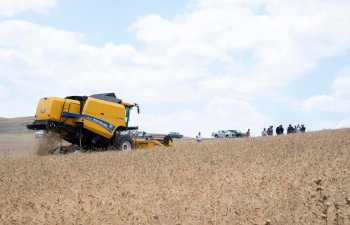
[36,131,62,155]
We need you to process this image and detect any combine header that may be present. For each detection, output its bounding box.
[27,93,172,152]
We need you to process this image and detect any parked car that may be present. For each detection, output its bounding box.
[212,130,235,138]
[228,130,245,138]
[168,132,183,138]
[34,130,46,138]
[134,131,147,137]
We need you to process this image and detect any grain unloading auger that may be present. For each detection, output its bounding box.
[27,93,173,153]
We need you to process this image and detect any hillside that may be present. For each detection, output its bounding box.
[1,129,350,224]
[0,117,37,157]
[0,116,34,133]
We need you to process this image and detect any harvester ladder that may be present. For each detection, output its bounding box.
[60,100,72,120]
[59,99,66,121]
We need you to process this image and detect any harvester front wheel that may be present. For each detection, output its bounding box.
[114,135,134,151]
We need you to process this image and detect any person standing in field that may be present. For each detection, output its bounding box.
[276,126,280,135]
[279,125,284,135]
[196,132,203,142]
[287,124,294,134]
[276,125,284,135]
[267,126,273,135]
[262,128,267,136]
[301,124,306,132]
[246,129,250,137]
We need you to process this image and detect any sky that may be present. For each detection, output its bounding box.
[0,0,350,137]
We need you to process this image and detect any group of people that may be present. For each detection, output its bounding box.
[196,123,306,141]
[262,124,306,136]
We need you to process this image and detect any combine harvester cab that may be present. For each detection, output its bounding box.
[27,93,172,153]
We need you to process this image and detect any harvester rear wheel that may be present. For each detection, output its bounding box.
[114,135,134,151]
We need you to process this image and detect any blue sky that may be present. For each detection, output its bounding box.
[0,0,350,137]
[14,0,188,46]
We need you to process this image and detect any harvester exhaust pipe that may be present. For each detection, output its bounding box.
[134,103,140,114]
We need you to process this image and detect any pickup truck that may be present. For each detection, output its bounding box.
[212,130,235,138]
[228,130,245,138]
[168,132,183,138]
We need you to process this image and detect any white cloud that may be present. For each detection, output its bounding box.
[302,95,350,113]
[333,75,350,98]
[316,117,350,131]
[131,0,350,95]
[0,0,56,17]
[302,70,350,113]
[0,20,83,53]
[0,20,271,134]
[0,20,205,104]
[1,0,350,134]
[133,97,270,137]
[0,86,8,96]
[336,118,350,128]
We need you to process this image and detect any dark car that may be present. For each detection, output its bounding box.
[228,130,245,138]
[168,132,183,138]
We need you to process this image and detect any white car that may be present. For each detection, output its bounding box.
[212,130,235,138]
[134,131,147,137]
[34,130,46,138]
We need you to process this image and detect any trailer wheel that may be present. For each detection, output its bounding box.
[114,135,134,151]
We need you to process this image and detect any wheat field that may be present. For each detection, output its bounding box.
[1,129,350,224]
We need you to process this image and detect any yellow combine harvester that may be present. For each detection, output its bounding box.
[27,93,173,152]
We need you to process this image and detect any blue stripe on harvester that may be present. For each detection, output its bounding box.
[62,112,115,132]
